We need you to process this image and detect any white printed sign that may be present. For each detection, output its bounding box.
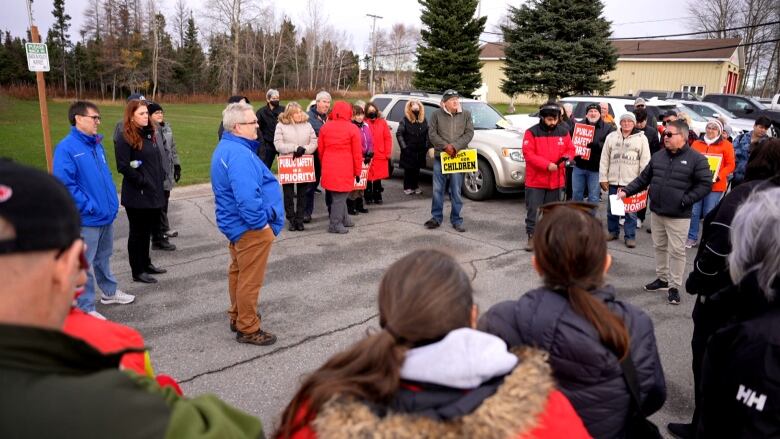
[25,43,50,72]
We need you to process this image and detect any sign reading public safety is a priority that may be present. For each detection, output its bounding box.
[25,43,50,72]
[441,149,478,174]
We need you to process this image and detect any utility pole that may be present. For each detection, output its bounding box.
[366,13,382,96]
[26,0,54,173]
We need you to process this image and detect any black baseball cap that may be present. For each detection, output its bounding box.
[0,160,81,254]
[127,93,147,102]
[442,89,460,101]
[585,103,600,113]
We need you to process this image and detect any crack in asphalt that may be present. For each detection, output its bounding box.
[465,248,524,281]
[179,313,379,384]
[189,198,218,228]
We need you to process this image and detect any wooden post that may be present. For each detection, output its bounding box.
[30,25,54,173]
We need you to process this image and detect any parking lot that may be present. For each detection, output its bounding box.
[101,175,697,437]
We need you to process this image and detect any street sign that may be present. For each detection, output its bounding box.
[25,43,50,72]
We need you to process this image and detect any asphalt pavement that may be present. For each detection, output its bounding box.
[101,174,697,438]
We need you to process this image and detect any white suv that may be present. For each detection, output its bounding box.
[370,92,525,201]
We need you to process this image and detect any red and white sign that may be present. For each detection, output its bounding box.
[624,190,648,213]
[572,123,595,160]
[277,154,316,185]
[353,162,370,190]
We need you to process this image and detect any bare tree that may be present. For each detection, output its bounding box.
[203,0,262,94]
[147,0,160,99]
[171,0,188,48]
[81,0,103,39]
[301,0,327,90]
[686,0,740,38]
[385,23,419,90]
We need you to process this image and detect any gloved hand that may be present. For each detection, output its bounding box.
[355,175,361,183]
[294,146,306,158]
[363,156,372,165]
[173,164,181,182]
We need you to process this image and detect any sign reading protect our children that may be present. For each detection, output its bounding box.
[703,153,723,183]
[277,154,316,184]
[572,123,595,160]
[441,149,478,174]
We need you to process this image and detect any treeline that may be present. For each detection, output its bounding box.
[0,0,388,100]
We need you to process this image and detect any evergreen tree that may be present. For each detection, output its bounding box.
[413,0,486,95]
[501,0,617,100]
[50,0,72,93]
[175,13,206,93]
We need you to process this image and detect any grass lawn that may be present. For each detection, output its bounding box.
[0,95,536,187]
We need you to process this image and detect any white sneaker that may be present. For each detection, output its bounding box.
[619,217,625,226]
[404,189,413,195]
[87,310,107,320]
[100,289,135,305]
[414,188,422,195]
[637,219,643,229]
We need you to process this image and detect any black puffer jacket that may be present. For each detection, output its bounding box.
[573,118,615,172]
[114,125,166,209]
[479,285,667,439]
[624,145,712,218]
[397,117,429,169]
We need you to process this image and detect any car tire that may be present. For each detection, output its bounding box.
[462,158,495,201]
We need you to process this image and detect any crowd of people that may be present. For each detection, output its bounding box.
[1,87,778,438]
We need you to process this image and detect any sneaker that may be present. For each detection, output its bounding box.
[644,278,669,291]
[424,218,440,229]
[164,230,179,238]
[667,422,694,439]
[100,289,135,305]
[452,223,466,233]
[404,189,413,195]
[524,235,534,252]
[303,215,312,224]
[87,310,107,320]
[236,329,277,346]
[152,240,176,251]
[414,188,422,194]
[668,288,681,305]
[685,238,698,249]
[625,239,636,248]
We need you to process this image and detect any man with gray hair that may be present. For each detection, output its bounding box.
[697,187,780,438]
[619,120,712,305]
[257,89,283,169]
[211,102,284,346]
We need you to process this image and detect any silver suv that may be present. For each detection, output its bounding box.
[370,91,525,201]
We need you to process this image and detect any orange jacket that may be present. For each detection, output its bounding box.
[691,138,735,192]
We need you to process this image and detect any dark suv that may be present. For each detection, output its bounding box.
[703,94,780,132]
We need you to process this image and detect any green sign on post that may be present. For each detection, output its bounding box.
[25,43,50,72]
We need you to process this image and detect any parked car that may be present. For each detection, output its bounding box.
[702,93,780,134]
[637,90,701,101]
[371,91,525,201]
[767,93,780,111]
[669,100,754,136]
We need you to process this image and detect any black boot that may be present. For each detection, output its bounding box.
[355,197,369,213]
[374,186,384,205]
[347,199,357,215]
[365,182,374,204]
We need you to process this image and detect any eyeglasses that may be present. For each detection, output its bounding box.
[663,131,681,138]
[55,239,90,272]
[79,114,101,122]
[237,119,259,126]
[538,201,597,221]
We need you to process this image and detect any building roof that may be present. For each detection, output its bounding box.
[479,38,741,61]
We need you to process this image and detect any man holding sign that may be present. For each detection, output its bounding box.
[618,120,711,305]
[572,103,614,204]
[424,90,474,233]
[599,112,650,248]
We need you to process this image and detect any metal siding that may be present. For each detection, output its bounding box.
[605,61,737,96]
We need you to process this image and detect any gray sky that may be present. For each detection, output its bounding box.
[5,0,692,54]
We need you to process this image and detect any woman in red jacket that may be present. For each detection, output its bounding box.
[318,101,363,234]
[364,102,392,205]
[276,249,590,439]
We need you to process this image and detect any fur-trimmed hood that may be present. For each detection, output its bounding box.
[311,348,564,438]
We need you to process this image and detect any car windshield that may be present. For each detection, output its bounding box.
[462,102,508,130]
[676,104,708,122]
[702,103,737,119]
[746,97,766,109]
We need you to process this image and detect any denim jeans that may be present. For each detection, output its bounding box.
[607,185,637,240]
[77,224,118,312]
[572,166,600,204]
[688,191,723,241]
[431,158,464,226]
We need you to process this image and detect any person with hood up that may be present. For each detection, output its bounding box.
[696,187,780,438]
[599,112,651,248]
[318,101,363,234]
[480,202,667,439]
[347,104,373,215]
[276,249,590,439]
[572,103,615,204]
[521,102,575,251]
[364,102,392,205]
[685,120,735,249]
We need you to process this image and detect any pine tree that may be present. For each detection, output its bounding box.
[413,0,486,95]
[174,13,206,93]
[501,0,617,100]
[51,0,72,94]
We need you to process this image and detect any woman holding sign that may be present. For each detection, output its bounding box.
[274,102,318,232]
[685,120,735,249]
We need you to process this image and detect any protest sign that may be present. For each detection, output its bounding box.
[353,162,370,190]
[703,153,723,183]
[441,149,478,174]
[572,123,595,160]
[623,190,648,213]
[277,154,316,184]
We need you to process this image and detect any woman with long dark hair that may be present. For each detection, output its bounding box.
[276,249,589,439]
[480,203,667,438]
[114,100,167,283]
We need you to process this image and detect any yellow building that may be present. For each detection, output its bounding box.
[479,39,744,104]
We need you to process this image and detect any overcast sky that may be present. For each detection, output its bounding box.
[5,0,693,53]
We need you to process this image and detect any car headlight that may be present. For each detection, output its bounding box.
[502,148,524,162]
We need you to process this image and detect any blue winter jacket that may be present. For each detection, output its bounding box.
[53,127,119,227]
[210,132,284,242]
[732,130,768,184]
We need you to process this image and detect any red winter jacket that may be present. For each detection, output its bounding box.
[318,102,364,192]
[366,117,392,181]
[522,123,575,189]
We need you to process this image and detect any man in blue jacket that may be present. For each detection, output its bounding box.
[53,101,135,320]
[211,101,284,346]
